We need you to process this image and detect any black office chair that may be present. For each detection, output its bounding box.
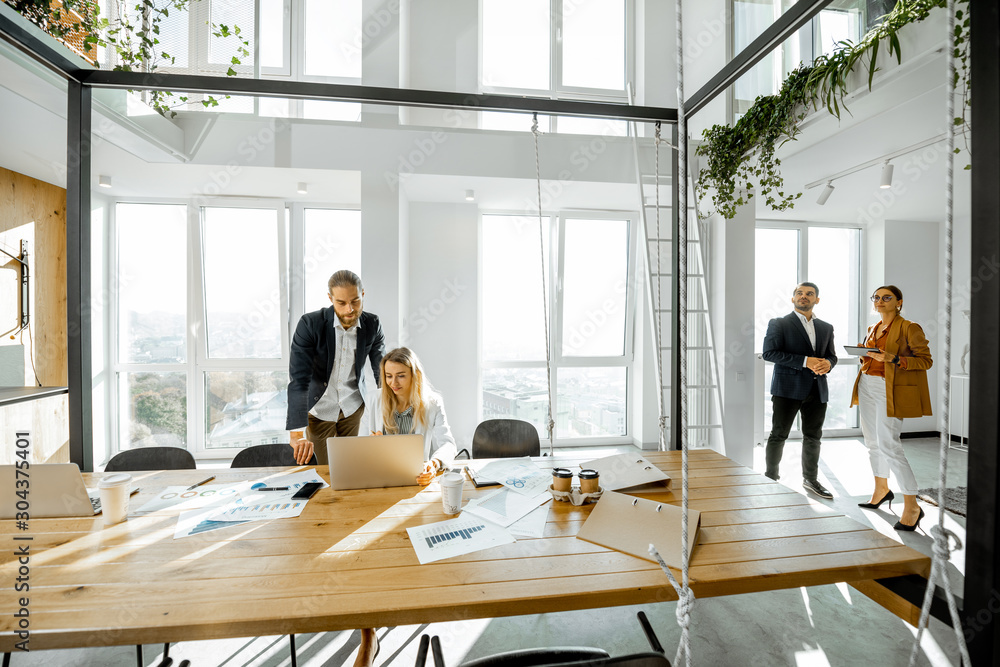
[231,443,317,468]
[417,611,671,667]
[468,419,541,459]
[229,443,313,666]
[102,447,196,667]
[105,446,196,472]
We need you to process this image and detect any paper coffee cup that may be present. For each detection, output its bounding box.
[552,468,573,493]
[578,468,600,494]
[439,472,464,515]
[98,473,132,526]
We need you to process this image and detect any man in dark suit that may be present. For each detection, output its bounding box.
[762,282,838,499]
[286,270,386,465]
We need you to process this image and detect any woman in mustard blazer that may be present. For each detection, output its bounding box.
[850,285,933,531]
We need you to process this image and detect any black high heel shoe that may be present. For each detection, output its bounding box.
[858,490,894,510]
[893,507,925,532]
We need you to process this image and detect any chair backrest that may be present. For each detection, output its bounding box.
[230,443,317,468]
[471,419,540,459]
[105,446,197,472]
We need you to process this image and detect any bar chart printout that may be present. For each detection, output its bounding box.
[406,515,516,564]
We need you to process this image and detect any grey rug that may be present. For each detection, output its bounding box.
[917,486,967,517]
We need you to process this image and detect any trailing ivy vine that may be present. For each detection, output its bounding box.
[7,0,250,118]
[695,0,969,220]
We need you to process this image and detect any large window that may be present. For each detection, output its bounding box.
[755,223,862,434]
[481,214,636,444]
[112,201,360,458]
[481,0,630,133]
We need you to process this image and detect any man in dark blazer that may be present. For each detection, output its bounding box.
[286,270,386,465]
[762,282,838,499]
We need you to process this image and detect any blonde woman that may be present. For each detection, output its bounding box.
[354,348,456,666]
[850,285,933,531]
[360,347,457,485]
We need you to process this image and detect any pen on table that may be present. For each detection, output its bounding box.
[257,486,290,492]
[186,476,215,490]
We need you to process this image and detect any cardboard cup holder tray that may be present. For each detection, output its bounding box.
[549,484,604,505]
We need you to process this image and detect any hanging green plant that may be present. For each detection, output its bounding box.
[695,0,968,219]
[7,0,250,118]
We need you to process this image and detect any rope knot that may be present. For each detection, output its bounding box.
[658,415,668,429]
[929,524,962,561]
[531,112,539,135]
[675,588,696,628]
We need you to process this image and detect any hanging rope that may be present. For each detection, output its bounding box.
[673,0,693,663]
[655,121,668,451]
[531,113,556,454]
[907,2,971,663]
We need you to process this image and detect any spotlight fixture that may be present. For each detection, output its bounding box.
[816,181,834,205]
[465,189,476,201]
[98,175,112,188]
[879,160,894,189]
[296,182,308,194]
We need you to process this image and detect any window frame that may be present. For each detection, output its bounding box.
[108,197,363,461]
[754,219,865,439]
[478,0,635,133]
[478,209,638,447]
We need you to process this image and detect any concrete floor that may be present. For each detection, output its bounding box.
[11,437,969,667]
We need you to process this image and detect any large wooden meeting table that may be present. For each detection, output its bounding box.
[0,450,930,652]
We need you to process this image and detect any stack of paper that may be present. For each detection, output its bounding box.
[406,484,551,563]
[172,470,328,539]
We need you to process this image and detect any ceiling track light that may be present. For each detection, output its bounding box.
[880,160,894,189]
[465,189,476,201]
[816,181,834,206]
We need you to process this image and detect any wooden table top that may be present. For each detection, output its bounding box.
[0,450,930,651]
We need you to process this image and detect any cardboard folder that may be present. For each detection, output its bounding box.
[576,491,700,569]
[579,453,671,493]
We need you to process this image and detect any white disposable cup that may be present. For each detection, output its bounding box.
[439,472,464,515]
[98,473,132,526]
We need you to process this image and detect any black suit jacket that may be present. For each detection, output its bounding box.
[762,311,837,402]
[285,309,386,430]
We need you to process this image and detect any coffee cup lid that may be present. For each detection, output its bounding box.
[440,472,463,485]
[578,468,599,479]
[552,468,573,478]
[99,473,132,488]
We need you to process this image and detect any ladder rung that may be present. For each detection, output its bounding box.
[686,384,717,388]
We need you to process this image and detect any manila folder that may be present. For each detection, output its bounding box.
[577,491,700,569]
[580,453,671,493]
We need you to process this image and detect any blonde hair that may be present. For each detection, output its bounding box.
[380,347,430,434]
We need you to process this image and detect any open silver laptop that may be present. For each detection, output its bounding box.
[0,463,95,518]
[327,434,425,490]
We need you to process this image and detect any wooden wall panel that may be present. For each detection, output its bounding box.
[0,166,67,386]
[0,167,69,464]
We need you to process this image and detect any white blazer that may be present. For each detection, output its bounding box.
[360,390,457,465]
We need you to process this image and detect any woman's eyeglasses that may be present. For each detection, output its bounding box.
[871,294,895,302]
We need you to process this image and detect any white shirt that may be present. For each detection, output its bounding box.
[309,317,363,420]
[360,390,457,464]
[794,310,816,367]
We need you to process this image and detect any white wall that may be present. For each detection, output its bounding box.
[711,202,756,466]
[407,202,479,452]
[876,219,941,432]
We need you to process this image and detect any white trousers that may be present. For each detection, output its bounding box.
[857,373,919,495]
